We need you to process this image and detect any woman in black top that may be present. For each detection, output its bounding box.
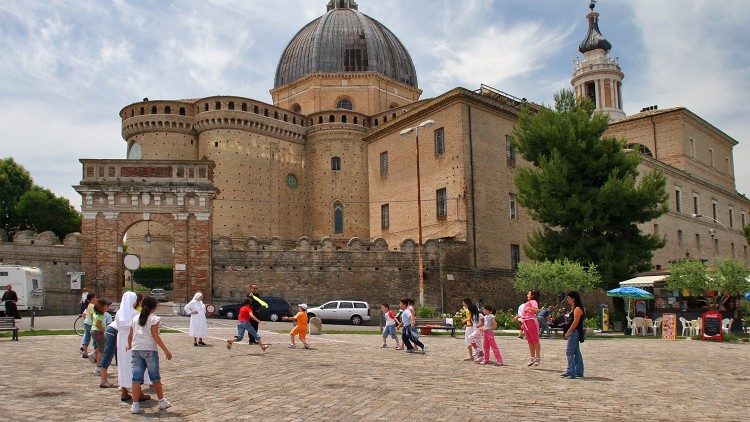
[562,291,585,378]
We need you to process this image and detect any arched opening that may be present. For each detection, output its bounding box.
[130,109,134,117]
[215,101,221,110]
[253,105,259,114]
[151,106,157,114]
[178,107,186,116]
[122,220,174,292]
[333,202,344,234]
[336,98,353,110]
[331,156,341,171]
[627,143,653,157]
[127,142,142,160]
[164,106,171,114]
[318,116,323,124]
[341,115,347,123]
[274,111,278,119]
[290,103,301,113]
[139,107,145,115]
[241,103,248,111]
[329,115,335,122]
[353,116,358,124]
[204,103,209,111]
[228,101,235,110]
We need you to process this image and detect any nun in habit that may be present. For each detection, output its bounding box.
[115,291,150,402]
[184,292,209,346]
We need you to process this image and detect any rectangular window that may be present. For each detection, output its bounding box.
[511,244,521,270]
[506,135,516,165]
[742,211,746,228]
[674,189,682,212]
[712,201,717,221]
[381,204,389,229]
[677,229,683,247]
[436,188,447,218]
[379,151,388,176]
[714,238,719,255]
[689,138,696,158]
[695,233,701,253]
[731,242,736,259]
[708,148,714,167]
[693,194,699,215]
[728,208,734,228]
[434,127,445,155]
[509,193,517,219]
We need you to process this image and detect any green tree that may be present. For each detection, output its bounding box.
[713,259,750,297]
[513,89,668,288]
[665,259,714,296]
[744,225,750,245]
[15,187,82,238]
[0,157,33,232]
[514,259,601,294]
[132,265,173,290]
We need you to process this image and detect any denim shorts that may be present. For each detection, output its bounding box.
[236,321,261,342]
[100,326,118,369]
[382,324,397,339]
[81,322,92,347]
[131,350,161,384]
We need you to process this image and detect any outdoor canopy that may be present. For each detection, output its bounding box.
[607,286,655,319]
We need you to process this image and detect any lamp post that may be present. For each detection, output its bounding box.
[692,213,728,263]
[400,119,436,306]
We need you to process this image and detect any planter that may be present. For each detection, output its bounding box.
[585,327,594,335]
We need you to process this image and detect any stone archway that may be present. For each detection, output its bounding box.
[75,159,216,302]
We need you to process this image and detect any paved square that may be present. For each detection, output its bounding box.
[0,318,747,421]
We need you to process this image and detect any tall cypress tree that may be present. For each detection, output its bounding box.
[513,89,668,287]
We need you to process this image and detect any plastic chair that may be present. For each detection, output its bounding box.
[679,317,691,337]
[721,318,733,334]
[651,317,662,337]
[632,317,645,336]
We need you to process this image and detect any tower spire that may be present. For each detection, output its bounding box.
[326,0,358,11]
[571,1,625,120]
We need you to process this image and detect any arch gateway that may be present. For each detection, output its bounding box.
[74,159,216,302]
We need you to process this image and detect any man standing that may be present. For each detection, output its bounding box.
[246,283,268,344]
[2,284,21,319]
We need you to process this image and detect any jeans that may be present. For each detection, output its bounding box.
[235,321,261,342]
[401,327,424,350]
[81,322,92,347]
[100,326,118,369]
[538,317,550,335]
[382,325,397,340]
[132,350,161,384]
[565,330,584,377]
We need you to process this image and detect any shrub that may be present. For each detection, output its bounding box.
[132,264,173,290]
[415,306,437,318]
[494,309,520,329]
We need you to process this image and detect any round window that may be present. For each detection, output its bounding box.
[286,174,298,189]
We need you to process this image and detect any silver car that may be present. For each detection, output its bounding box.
[306,300,371,325]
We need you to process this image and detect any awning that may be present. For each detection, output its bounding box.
[619,275,667,288]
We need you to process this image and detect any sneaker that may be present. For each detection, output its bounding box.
[93,368,101,375]
[406,349,415,353]
[526,358,535,367]
[130,403,140,414]
[380,344,387,348]
[158,398,172,410]
[422,345,427,353]
[288,344,296,348]
[533,358,541,366]
[479,361,487,365]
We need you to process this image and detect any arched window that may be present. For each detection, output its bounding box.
[333,202,344,234]
[336,99,353,110]
[228,101,235,110]
[627,143,653,157]
[253,105,259,114]
[383,116,387,123]
[140,107,145,115]
[329,115,335,122]
[127,142,142,160]
[341,115,347,123]
[164,106,171,114]
[130,109,134,117]
[179,107,186,116]
[150,106,157,114]
[283,114,288,122]
[215,101,221,110]
[331,156,341,171]
[204,103,209,111]
[274,111,278,119]
[264,108,269,116]
[241,103,247,111]
[374,118,378,126]
[318,116,323,124]
[353,116,358,124]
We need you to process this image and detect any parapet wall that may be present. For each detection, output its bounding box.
[0,230,84,315]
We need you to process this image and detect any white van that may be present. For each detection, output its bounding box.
[0,265,45,312]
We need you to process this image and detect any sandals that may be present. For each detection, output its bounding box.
[194,342,198,346]
[138,394,151,401]
[261,344,268,352]
[121,395,132,402]
[99,382,118,388]
[198,341,207,346]
[226,340,232,350]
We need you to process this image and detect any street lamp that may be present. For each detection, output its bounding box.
[692,213,727,263]
[400,119,436,306]
[691,213,728,230]
[144,221,153,243]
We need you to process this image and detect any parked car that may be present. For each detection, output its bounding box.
[150,288,167,302]
[306,300,371,325]
[217,296,293,321]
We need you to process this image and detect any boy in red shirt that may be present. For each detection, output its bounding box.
[226,298,268,351]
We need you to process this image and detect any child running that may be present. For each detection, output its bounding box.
[380,303,402,349]
[398,299,426,353]
[478,305,503,365]
[282,304,309,349]
[226,298,268,351]
[127,296,172,414]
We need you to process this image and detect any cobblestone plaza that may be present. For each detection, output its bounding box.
[0,317,747,421]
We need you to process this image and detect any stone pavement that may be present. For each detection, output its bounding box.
[0,319,747,421]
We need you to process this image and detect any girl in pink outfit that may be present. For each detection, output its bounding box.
[478,305,503,365]
[522,290,542,366]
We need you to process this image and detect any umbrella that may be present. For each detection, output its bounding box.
[745,292,750,301]
[607,286,655,318]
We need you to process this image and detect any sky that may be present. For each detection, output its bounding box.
[1,0,748,210]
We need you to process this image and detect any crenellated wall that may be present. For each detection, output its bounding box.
[0,230,83,315]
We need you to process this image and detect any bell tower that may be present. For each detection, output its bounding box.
[572,1,625,120]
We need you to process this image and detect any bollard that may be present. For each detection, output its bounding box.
[309,316,323,335]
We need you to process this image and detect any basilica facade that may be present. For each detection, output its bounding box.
[75,0,749,308]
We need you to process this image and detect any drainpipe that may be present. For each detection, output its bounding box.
[467,105,478,268]
[650,116,658,159]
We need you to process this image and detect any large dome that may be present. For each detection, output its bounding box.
[274,0,418,88]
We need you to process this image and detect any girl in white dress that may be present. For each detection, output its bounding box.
[184,292,209,346]
[115,292,150,401]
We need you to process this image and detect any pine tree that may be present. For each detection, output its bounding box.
[513,89,668,287]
